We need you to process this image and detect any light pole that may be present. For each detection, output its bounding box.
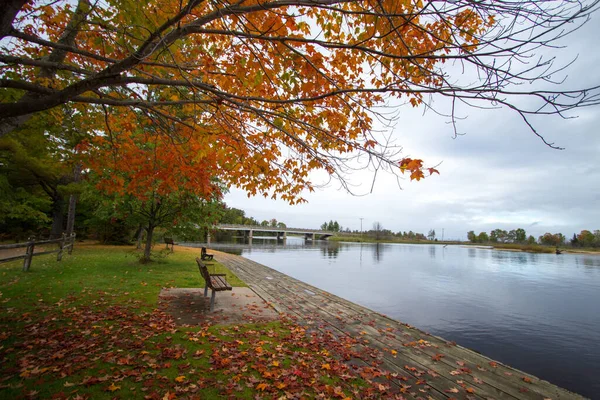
[359,218,363,238]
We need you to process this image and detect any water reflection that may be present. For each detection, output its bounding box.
[468,248,477,258]
[199,238,600,398]
[373,243,383,263]
[320,242,340,259]
[428,245,436,259]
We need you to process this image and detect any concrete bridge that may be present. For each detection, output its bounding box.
[211,224,333,243]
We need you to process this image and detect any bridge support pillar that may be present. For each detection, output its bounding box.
[312,233,316,241]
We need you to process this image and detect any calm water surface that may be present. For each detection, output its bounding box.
[204,238,600,398]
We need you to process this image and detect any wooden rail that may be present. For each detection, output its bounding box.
[0,233,76,271]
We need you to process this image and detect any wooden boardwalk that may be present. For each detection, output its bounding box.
[216,251,586,400]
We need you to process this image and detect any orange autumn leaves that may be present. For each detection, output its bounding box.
[8,0,494,200]
[83,115,219,202]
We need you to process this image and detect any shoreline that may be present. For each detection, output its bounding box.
[328,236,600,255]
[214,249,587,399]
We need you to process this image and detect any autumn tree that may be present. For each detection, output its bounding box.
[576,230,596,248]
[467,230,477,243]
[478,231,489,243]
[2,0,600,201]
[515,228,527,243]
[538,232,565,247]
[84,112,221,262]
[372,221,384,240]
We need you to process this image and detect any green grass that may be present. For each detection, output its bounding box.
[0,244,245,312]
[0,244,376,399]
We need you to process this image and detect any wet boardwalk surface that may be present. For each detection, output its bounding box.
[216,251,586,400]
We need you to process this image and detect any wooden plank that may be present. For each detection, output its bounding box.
[0,254,27,263]
[0,242,28,250]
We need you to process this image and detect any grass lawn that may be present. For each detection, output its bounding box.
[0,244,384,399]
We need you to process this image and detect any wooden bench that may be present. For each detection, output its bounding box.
[196,258,232,311]
[200,246,213,261]
[164,237,175,252]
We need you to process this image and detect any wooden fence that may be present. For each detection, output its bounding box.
[0,233,76,271]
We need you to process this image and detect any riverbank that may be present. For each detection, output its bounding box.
[329,234,600,255]
[216,250,586,399]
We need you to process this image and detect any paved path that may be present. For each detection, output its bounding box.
[216,251,586,400]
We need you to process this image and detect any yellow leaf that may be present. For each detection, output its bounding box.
[321,363,331,370]
[175,376,185,382]
[271,361,279,367]
[256,383,268,391]
[107,383,121,392]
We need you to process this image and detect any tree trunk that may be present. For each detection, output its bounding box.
[135,224,144,249]
[65,163,82,236]
[142,224,155,263]
[50,197,65,239]
[65,194,77,236]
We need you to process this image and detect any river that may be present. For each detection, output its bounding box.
[197,237,600,398]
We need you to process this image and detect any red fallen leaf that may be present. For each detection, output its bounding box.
[431,354,444,361]
[163,391,176,400]
[456,361,465,366]
[489,361,498,368]
[466,387,475,393]
[523,377,533,383]
[449,370,461,376]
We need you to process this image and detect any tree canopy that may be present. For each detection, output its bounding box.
[2,0,600,202]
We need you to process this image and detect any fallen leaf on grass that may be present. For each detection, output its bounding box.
[106,383,121,392]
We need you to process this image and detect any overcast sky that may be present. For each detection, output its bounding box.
[225,11,600,241]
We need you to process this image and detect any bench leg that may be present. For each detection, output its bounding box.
[210,290,216,312]
[204,284,208,297]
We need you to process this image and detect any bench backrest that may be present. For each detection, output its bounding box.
[196,258,212,288]
[201,247,208,255]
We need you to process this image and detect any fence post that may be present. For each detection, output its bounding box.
[57,233,66,261]
[68,233,76,255]
[22,237,35,272]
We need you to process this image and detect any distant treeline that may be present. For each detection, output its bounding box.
[467,228,600,248]
[323,220,429,241]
